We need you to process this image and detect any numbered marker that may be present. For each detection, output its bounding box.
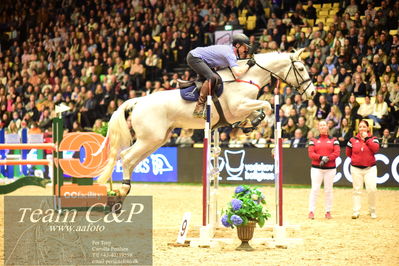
[177,212,191,244]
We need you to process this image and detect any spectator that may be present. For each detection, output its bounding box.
[364,3,376,20]
[368,94,389,129]
[129,57,145,91]
[293,94,306,115]
[80,90,97,128]
[219,132,229,147]
[338,117,353,146]
[251,131,267,148]
[297,116,310,137]
[305,1,317,21]
[365,74,381,97]
[143,81,153,95]
[393,127,399,146]
[357,95,375,118]
[175,128,194,147]
[326,105,342,129]
[347,94,360,117]
[71,121,83,132]
[296,31,310,48]
[345,1,359,16]
[258,85,273,103]
[315,95,331,120]
[372,55,385,78]
[388,83,399,126]
[228,128,245,148]
[327,119,339,137]
[145,49,160,81]
[282,117,296,140]
[337,82,350,106]
[306,99,317,128]
[290,128,307,148]
[379,128,394,148]
[281,97,294,117]
[7,121,19,134]
[38,108,52,132]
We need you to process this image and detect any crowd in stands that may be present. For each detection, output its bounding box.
[0,0,398,148]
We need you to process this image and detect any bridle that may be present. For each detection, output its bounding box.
[254,55,312,96]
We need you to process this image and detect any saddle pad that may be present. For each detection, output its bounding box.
[180,83,224,102]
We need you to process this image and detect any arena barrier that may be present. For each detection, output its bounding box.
[0,118,108,208]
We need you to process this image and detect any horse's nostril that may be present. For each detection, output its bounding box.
[311,91,315,96]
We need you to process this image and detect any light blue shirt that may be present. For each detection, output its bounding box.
[190,45,238,68]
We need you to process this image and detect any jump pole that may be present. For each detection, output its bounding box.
[188,95,231,248]
[199,94,217,243]
[0,139,57,194]
[259,81,303,248]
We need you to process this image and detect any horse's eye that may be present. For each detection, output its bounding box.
[298,67,304,71]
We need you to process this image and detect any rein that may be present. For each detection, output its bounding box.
[224,55,312,96]
[253,58,312,96]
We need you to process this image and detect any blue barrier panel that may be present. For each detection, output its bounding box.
[0,129,5,177]
[21,128,28,176]
[111,147,178,182]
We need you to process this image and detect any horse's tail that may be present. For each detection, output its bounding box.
[96,99,137,184]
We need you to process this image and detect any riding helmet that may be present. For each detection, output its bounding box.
[232,33,251,47]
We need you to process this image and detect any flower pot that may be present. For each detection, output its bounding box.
[236,221,256,251]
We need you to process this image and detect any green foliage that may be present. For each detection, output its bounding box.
[94,122,108,137]
[221,185,271,228]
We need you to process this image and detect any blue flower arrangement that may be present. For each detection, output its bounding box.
[221,185,271,228]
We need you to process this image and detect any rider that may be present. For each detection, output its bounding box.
[186,33,256,118]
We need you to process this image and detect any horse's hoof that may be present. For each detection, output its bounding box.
[119,184,131,197]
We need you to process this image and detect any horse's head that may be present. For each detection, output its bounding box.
[286,49,316,100]
[253,49,316,100]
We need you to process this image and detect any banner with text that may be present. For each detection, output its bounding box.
[178,148,399,187]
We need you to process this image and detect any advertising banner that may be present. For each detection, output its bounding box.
[178,148,399,187]
[214,29,244,45]
[111,147,178,182]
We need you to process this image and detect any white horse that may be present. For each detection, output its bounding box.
[95,49,315,194]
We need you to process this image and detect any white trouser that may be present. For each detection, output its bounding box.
[309,167,336,212]
[351,165,377,213]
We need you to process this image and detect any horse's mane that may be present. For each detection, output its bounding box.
[254,49,303,61]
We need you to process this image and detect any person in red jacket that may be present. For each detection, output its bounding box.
[346,120,380,219]
[307,120,341,219]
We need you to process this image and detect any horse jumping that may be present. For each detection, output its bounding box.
[95,49,316,195]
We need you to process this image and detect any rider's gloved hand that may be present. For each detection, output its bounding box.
[247,58,256,67]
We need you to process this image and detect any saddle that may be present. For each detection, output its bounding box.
[179,80,224,102]
[177,73,263,131]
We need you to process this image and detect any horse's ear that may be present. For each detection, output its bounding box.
[294,48,305,59]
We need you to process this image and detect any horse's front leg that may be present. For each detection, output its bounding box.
[231,99,271,120]
[240,99,272,111]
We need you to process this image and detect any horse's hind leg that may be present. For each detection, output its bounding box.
[118,129,171,195]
